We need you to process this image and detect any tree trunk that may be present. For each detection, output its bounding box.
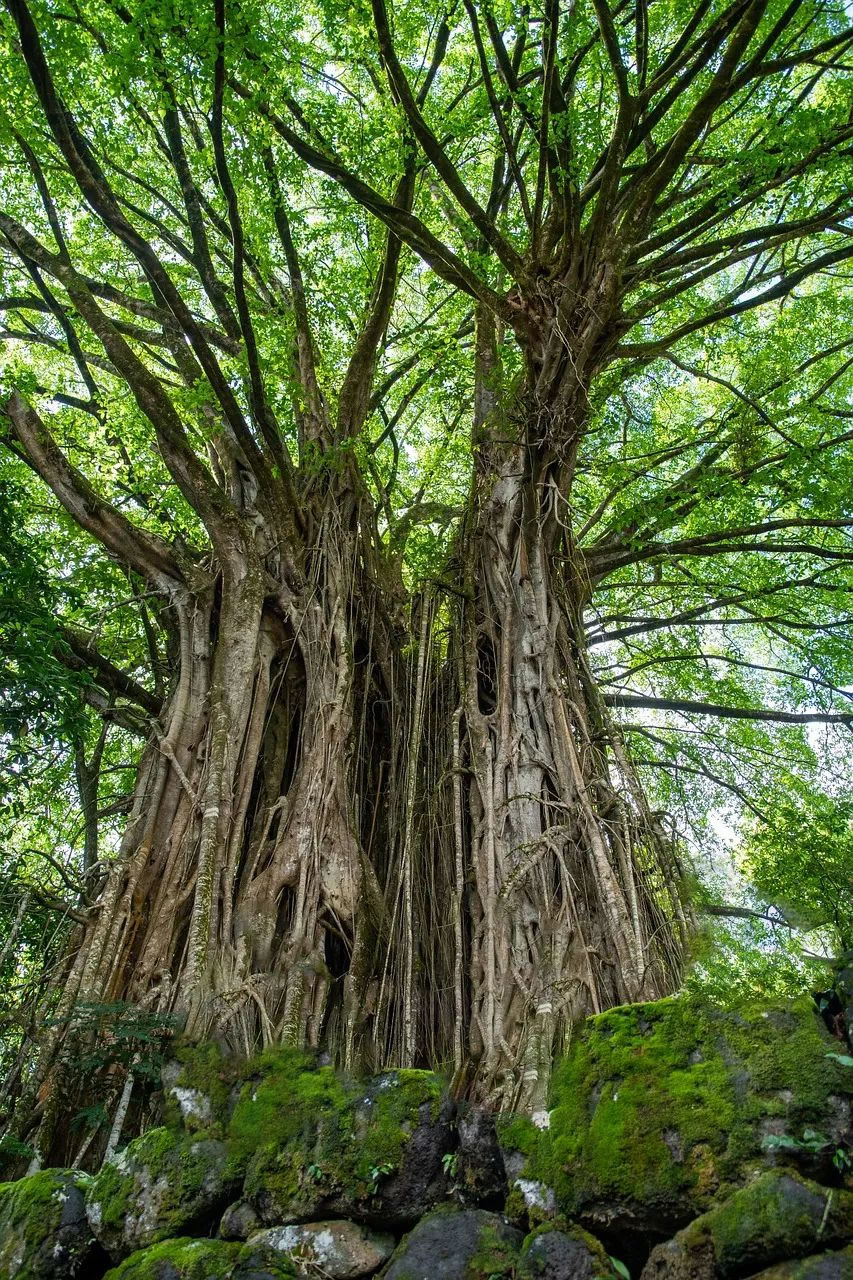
[23,500,406,1163]
[453,357,687,1108]
[16,401,687,1166]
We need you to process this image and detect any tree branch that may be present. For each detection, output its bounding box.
[605,692,853,726]
[2,392,183,588]
[370,0,525,280]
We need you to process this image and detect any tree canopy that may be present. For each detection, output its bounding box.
[1,0,852,1161]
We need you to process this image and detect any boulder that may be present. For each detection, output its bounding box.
[455,1105,508,1207]
[541,995,852,1236]
[86,1127,239,1259]
[517,1223,621,1279]
[161,1045,235,1139]
[220,1198,262,1240]
[103,1237,241,1279]
[746,1248,853,1279]
[230,1055,454,1228]
[640,1171,853,1280]
[231,1260,302,1280]
[382,1207,523,1279]
[496,1115,558,1228]
[239,1221,394,1278]
[0,1168,104,1279]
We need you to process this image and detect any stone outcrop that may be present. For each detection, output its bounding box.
[0,994,850,1280]
[85,1127,239,1258]
[0,1168,105,1279]
[382,1207,523,1278]
[240,1220,394,1278]
[498,995,852,1238]
[641,1172,853,1279]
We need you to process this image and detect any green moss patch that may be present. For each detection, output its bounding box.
[644,1171,853,1279]
[86,1127,238,1258]
[688,1172,853,1274]
[0,1168,97,1279]
[103,1236,241,1279]
[162,1043,236,1137]
[499,995,850,1235]
[518,1222,620,1278]
[468,1220,521,1277]
[232,1056,446,1223]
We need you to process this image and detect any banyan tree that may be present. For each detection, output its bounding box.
[1,0,852,1164]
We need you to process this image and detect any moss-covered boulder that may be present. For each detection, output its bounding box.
[746,1248,853,1279]
[382,1207,523,1279]
[103,1237,242,1279]
[0,1168,104,1279]
[516,1222,620,1278]
[86,1127,240,1259]
[220,1199,261,1240]
[640,1171,853,1280]
[227,1052,453,1228]
[161,1045,236,1139]
[534,995,852,1236]
[239,1221,394,1278]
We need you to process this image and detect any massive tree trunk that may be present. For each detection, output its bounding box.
[18,463,407,1163]
[457,452,686,1110]
[0,0,694,1166]
[446,318,688,1109]
[11,318,690,1169]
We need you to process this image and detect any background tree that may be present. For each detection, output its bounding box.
[0,0,851,1163]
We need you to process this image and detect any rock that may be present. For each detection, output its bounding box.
[230,1054,454,1228]
[86,1127,239,1259]
[746,1247,853,1278]
[161,1062,213,1134]
[231,1258,302,1280]
[540,996,852,1236]
[517,1223,620,1279]
[640,1171,853,1280]
[456,1105,507,1207]
[103,1237,242,1278]
[240,1221,394,1278]
[0,1168,104,1279]
[220,1198,262,1240]
[497,1118,557,1228]
[161,1046,234,1138]
[383,1207,523,1279]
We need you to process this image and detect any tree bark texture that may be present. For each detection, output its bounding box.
[9,327,689,1168]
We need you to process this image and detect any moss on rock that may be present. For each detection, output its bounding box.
[745,1247,853,1279]
[237,1220,395,1278]
[230,1054,450,1227]
[103,1237,241,1280]
[545,995,851,1234]
[641,1171,853,1280]
[162,1044,235,1137]
[86,1127,239,1259]
[518,1222,620,1278]
[0,1168,99,1280]
[382,1206,524,1279]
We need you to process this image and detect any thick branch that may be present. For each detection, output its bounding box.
[2,393,183,588]
[606,692,853,726]
[58,624,163,715]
